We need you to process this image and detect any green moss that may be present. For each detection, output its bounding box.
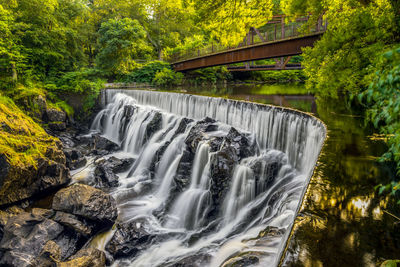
[0,95,60,169]
[47,101,74,117]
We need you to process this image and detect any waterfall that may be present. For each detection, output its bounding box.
[89,90,326,267]
[166,142,212,230]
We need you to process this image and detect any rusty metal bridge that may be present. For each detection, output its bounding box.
[171,16,326,72]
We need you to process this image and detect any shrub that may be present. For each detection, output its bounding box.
[123,61,171,83]
[44,69,106,115]
[186,66,232,85]
[359,47,400,200]
[153,68,184,87]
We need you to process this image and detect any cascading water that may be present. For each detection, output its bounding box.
[86,90,326,267]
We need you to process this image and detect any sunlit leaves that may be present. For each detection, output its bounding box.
[193,0,274,46]
[360,47,400,197]
[96,18,153,75]
[296,0,396,98]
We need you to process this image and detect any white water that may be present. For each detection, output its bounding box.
[89,90,326,267]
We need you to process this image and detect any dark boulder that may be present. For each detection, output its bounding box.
[119,105,136,138]
[173,148,194,193]
[92,164,119,188]
[221,254,259,267]
[248,151,286,192]
[143,111,163,144]
[58,247,106,267]
[209,146,237,210]
[172,118,193,139]
[64,148,87,170]
[49,121,67,131]
[0,154,9,187]
[105,220,155,258]
[222,127,256,160]
[96,156,134,174]
[89,134,120,154]
[92,157,134,189]
[53,211,94,237]
[52,184,118,227]
[0,212,64,267]
[171,253,211,267]
[185,117,218,153]
[45,108,67,122]
[0,155,70,206]
[36,240,62,266]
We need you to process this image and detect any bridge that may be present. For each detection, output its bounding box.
[171,15,326,72]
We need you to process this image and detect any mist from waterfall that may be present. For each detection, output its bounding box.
[89,90,326,267]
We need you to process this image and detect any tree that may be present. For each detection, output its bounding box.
[95,18,153,75]
[0,2,23,85]
[192,0,274,46]
[281,0,397,98]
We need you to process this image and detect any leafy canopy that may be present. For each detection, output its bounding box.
[96,18,153,75]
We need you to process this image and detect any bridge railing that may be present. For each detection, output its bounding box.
[169,15,327,64]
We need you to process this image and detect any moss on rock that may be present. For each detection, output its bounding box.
[0,95,62,168]
[0,95,69,206]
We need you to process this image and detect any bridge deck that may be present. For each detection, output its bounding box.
[172,33,322,72]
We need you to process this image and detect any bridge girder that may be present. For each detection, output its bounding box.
[172,33,322,72]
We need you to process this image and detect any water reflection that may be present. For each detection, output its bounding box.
[175,84,400,266]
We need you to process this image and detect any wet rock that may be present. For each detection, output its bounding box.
[168,118,193,140]
[171,253,211,267]
[58,247,106,267]
[0,207,25,241]
[248,151,286,187]
[53,211,94,237]
[0,212,64,266]
[89,134,120,154]
[143,111,163,144]
[56,130,78,148]
[92,164,119,188]
[222,127,256,159]
[0,153,70,206]
[185,117,218,153]
[0,154,9,186]
[105,220,155,258]
[49,121,67,131]
[96,157,134,174]
[221,254,259,267]
[209,146,237,210]
[119,105,136,138]
[46,108,67,122]
[31,208,55,219]
[92,156,134,189]
[173,148,194,193]
[52,184,118,227]
[64,148,87,170]
[36,240,62,266]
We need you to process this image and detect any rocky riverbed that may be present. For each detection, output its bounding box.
[0,98,123,266]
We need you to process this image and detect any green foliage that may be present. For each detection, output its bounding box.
[299,0,396,98]
[153,68,184,87]
[45,69,105,114]
[381,260,400,267]
[186,66,232,85]
[193,0,274,46]
[122,61,172,83]
[359,47,400,198]
[96,18,153,75]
